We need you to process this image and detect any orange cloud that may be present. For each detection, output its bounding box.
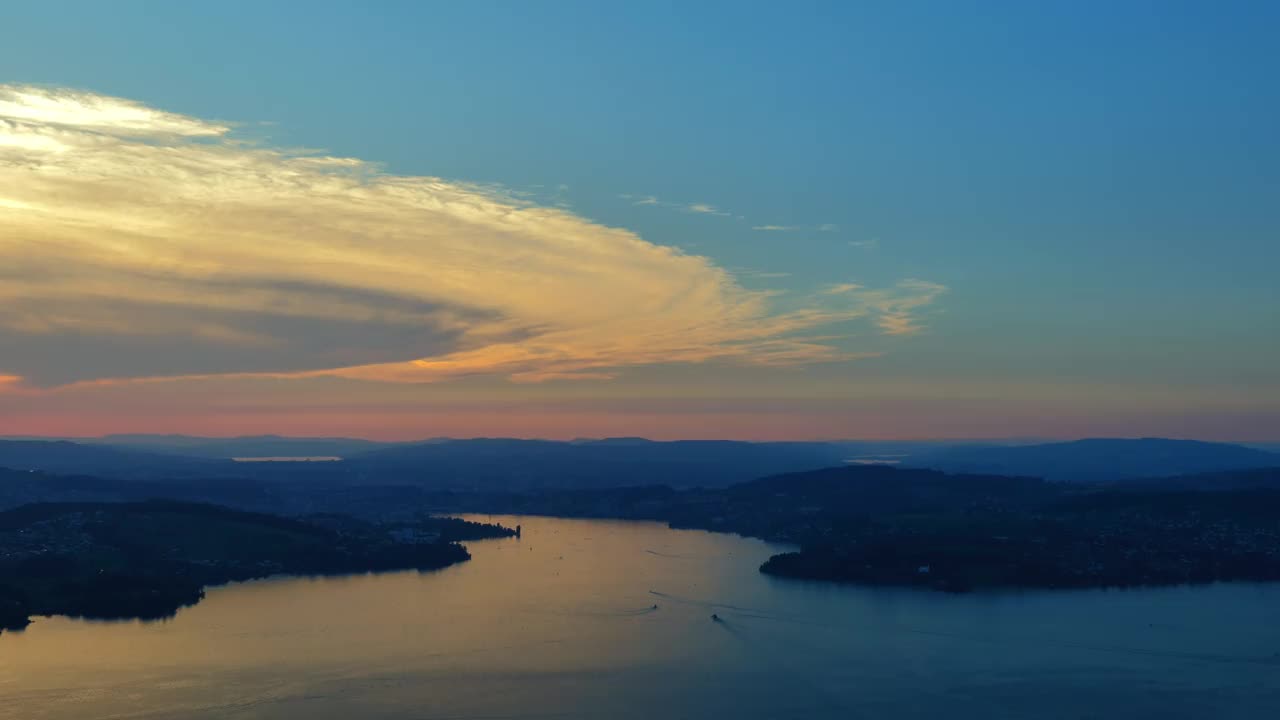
[0,84,946,388]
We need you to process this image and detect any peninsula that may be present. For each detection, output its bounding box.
[0,500,515,631]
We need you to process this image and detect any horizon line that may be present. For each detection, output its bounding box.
[3,433,1277,446]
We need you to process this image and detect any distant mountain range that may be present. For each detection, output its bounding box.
[902,438,1279,482]
[2,434,405,460]
[347,438,854,489]
[0,440,234,478]
[1,435,1276,488]
[0,436,855,489]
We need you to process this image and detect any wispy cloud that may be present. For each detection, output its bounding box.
[734,269,792,280]
[685,203,718,214]
[622,194,731,217]
[823,283,863,295]
[0,84,228,137]
[0,85,944,388]
[625,195,832,227]
[821,280,946,334]
[848,238,879,250]
[752,223,839,233]
[869,280,948,335]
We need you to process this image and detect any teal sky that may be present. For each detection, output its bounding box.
[1,1,1277,440]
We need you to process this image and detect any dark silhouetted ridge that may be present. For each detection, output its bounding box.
[904,438,1279,482]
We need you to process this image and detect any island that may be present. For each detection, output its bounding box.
[0,500,516,631]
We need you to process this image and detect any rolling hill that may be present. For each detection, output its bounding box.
[346,437,854,489]
[0,440,234,478]
[902,438,1279,482]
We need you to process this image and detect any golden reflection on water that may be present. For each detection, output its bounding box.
[0,517,787,719]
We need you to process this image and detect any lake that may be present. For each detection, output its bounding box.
[2,515,1278,719]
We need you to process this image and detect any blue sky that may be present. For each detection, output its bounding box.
[1,1,1277,439]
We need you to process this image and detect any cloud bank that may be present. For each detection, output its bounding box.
[0,85,944,389]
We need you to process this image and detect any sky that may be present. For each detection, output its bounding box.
[1,1,1277,441]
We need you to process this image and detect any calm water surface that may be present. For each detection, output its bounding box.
[2,515,1278,719]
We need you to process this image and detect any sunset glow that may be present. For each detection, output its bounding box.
[1,2,1276,441]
